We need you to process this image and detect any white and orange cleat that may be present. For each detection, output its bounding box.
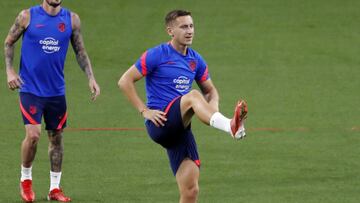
[20,179,35,203]
[47,188,71,202]
[230,100,248,139]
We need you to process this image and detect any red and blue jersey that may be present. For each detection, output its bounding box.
[135,43,210,110]
[19,5,72,97]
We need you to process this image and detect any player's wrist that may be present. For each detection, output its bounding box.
[140,108,148,116]
[6,66,15,73]
[88,76,96,81]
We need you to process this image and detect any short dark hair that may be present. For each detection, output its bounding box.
[165,10,191,26]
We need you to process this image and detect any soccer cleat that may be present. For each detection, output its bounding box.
[47,188,71,202]
[230,100,248,139]
[20,179,35,203]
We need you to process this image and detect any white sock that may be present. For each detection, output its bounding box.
[209,112,231,134]
[50,171,62,191]
[21,165,32,181]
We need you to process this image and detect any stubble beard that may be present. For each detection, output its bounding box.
[46,0,62,8]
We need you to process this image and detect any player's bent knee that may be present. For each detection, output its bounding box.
[25,128,41,142]
[189,89,202,98]
[183,90,202,103]
[190,185,199,197]
[182,185,199,200]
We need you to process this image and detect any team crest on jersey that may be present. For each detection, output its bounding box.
[29,106,37,115]
[189,60,197,71]
[58,22,65,32]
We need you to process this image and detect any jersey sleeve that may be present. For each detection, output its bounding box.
[195,54,210,82]
[134,47,161,76]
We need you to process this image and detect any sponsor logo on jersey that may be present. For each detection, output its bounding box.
[173,76,191,92]
[39,37,61,54]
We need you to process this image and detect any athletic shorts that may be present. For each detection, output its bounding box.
[19,92,67,130]
[145,96,200,175]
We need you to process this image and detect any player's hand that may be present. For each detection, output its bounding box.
[89,78,100,101]
[7,69,24,90]
[142,109,167,127]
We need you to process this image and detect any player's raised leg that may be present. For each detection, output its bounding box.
[180,89,248,139]
[176,159,200,203]
[180,89,216,126]
[20,124,41,203]
[47,130,71,202]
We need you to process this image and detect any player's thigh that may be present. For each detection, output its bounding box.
[19,92,44,126]
[146,96,185,146]
[43,95,67,131]
[179,96,195,128]
[166,129,200,174]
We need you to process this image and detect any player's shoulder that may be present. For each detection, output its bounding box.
[70,10,79,19]
[188,47,205,60]
[149,43,168,51]
[147,43,171,55]
[16,9,30,28]
[20,9,30,16]
[69,11,80,30]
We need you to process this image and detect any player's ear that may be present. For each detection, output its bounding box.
[166,26,174,38]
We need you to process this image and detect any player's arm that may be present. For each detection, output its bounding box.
[118,66,167,127]
[70,12,100,101]
[4,9,29,90]
[118,65,146,113]
[197,79,219,112]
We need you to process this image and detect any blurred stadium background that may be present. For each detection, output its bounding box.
[0,0,359,202]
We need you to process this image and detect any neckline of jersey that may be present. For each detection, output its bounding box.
[38,5,63,18]
[167,42,190,57]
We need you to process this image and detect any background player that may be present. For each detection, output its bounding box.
[118,9,247,203]
[4,0,100,202]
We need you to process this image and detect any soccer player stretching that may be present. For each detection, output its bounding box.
[4,0,100,202]
[119,10,247,203]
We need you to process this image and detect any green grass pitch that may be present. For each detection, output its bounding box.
[0,0,359,202]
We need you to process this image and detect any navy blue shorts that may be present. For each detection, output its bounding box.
[145,96,200,175]
[19,92,67,130]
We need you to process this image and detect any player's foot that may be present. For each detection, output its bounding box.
[47,188,71,202]
[230,100,248,139]
[20,179,35,203]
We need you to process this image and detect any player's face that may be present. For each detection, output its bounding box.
[169,15,194,46]
[45,0,62,8]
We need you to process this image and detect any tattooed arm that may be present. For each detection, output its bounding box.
[71,12,100,101]
[4,10,29,90]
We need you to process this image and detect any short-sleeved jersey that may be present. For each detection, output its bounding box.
[135,43,210,110]
[19,5,72,97]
